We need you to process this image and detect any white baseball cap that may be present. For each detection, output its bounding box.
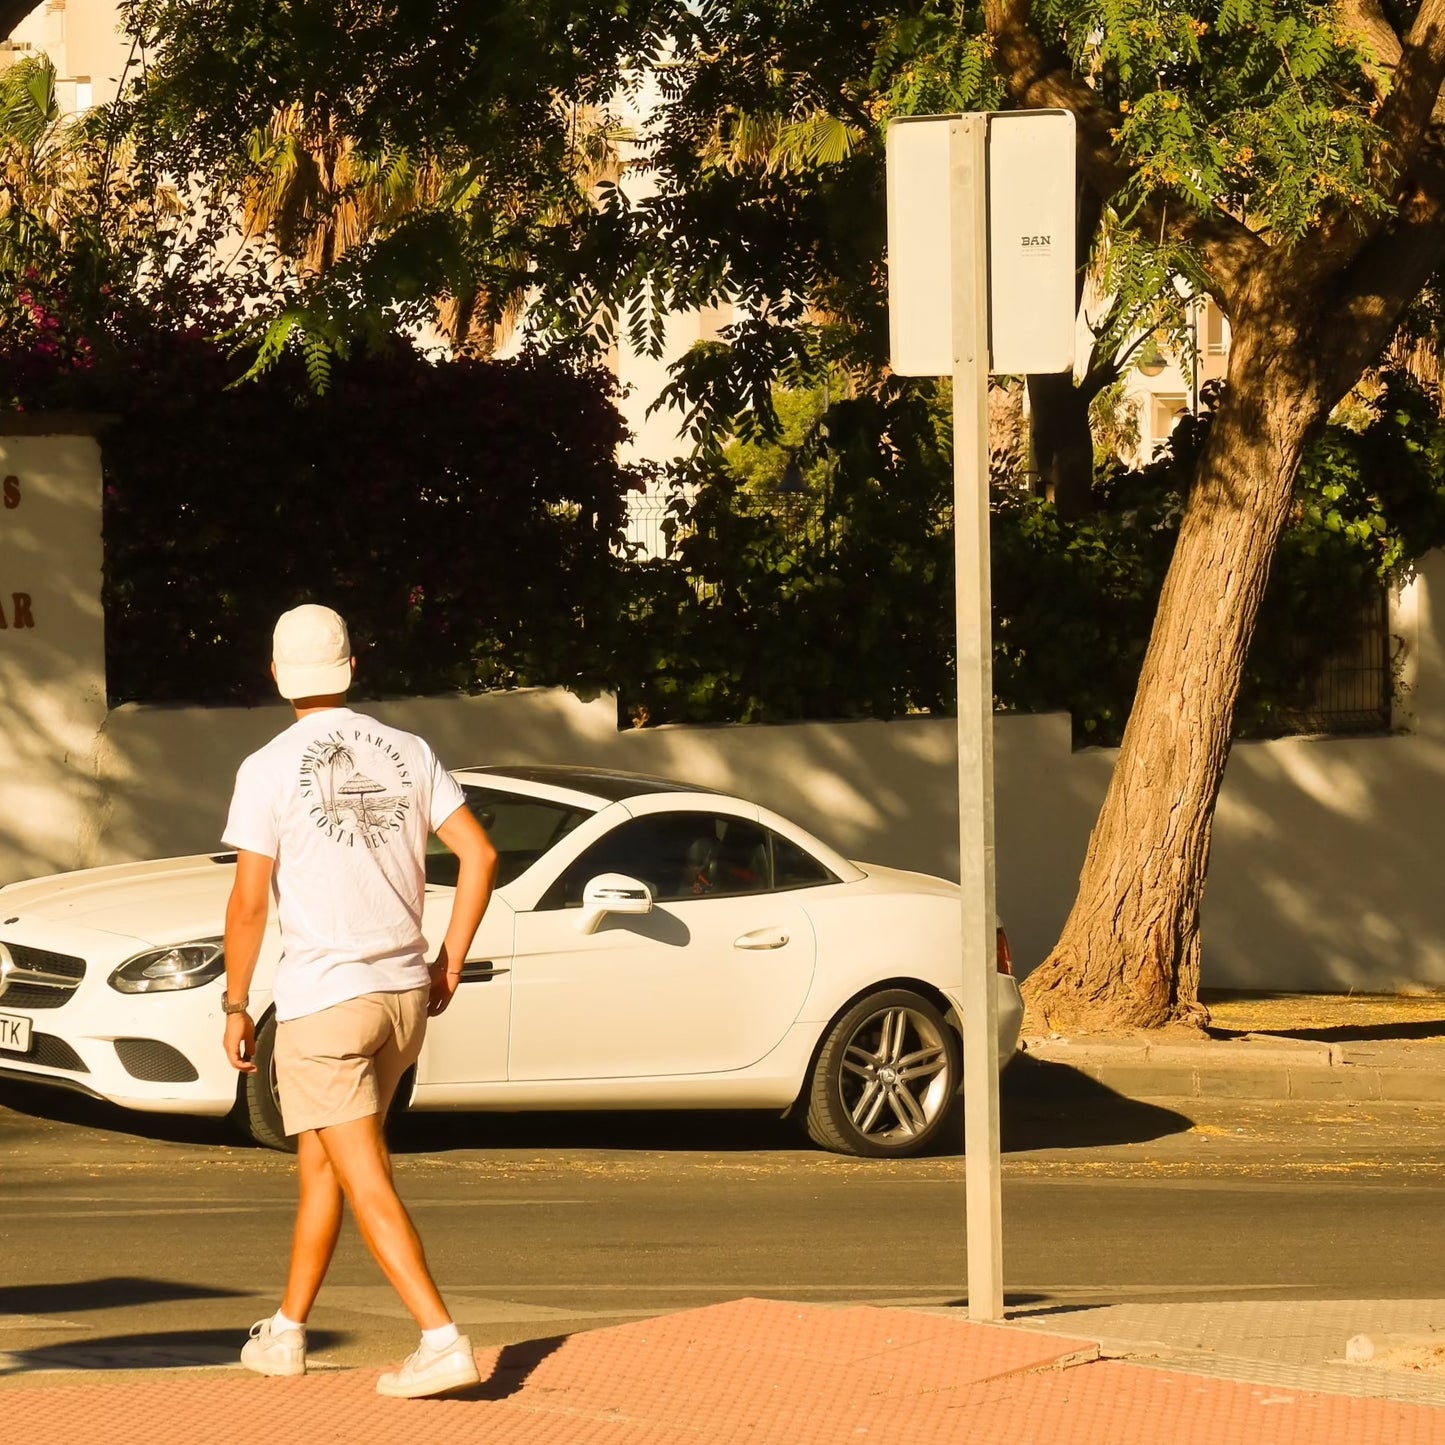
[272,604,353,700]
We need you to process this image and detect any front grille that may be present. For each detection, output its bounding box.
[114,1038,198,1084]
[0,943,86,1010]
[0,1032,87,1072]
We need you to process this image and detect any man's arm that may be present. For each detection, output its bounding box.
[222,849,275,1073]
[427,806,499,1017]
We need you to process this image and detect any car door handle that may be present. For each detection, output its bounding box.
[458,960,508,983]
[734,928,790,950]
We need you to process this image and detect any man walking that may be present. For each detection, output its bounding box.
[219,604,498,1398]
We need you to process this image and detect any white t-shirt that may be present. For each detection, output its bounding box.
[222,707,468,1021]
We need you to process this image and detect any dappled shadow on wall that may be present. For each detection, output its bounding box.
[1202,562,1445,990]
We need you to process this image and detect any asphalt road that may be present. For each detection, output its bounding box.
[3,1062,1445,1385]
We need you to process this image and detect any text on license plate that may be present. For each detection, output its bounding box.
[0,1012,33,1052]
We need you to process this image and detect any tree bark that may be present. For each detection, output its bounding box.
[1021,310,1325,1030]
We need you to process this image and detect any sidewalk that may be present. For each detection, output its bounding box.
[5,1297,1444,1444]
[1019,990,1445,1104]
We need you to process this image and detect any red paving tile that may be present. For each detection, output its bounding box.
[4,1298,1444,1445]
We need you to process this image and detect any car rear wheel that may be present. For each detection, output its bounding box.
[238,1014,294,1153]
[804,989,960,1157]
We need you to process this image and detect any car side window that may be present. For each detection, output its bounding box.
[538,813,775,908]
[427,787,590,889]
[771,832,839,891]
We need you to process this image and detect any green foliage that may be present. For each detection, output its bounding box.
[36,0,1445,748]
[0,275,644,706]
[1036,0,1384,236]
[626,374,1445,738]
[91,344,639,708]
[620,378,956,724]
[119,0,687,367]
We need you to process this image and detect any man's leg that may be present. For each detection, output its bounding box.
[280,1129,344,1323]
[314,1112,450,1329]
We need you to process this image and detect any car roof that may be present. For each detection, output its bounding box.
[461,764,723,805]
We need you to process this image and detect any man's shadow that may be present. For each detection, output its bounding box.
[448,1334,569,1402]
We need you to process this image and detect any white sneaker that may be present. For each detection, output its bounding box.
[241,1316,307,1377]
[375,1335,480,1399]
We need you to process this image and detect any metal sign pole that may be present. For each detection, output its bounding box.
[887,106,1072,1327]
[949,114,1004,1325]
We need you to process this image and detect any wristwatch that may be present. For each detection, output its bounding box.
[221,994,250,1016]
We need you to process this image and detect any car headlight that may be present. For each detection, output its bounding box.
[108,941,225,994]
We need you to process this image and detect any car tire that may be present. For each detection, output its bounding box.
[239,1013,295,1153]
[804,988,961,1158]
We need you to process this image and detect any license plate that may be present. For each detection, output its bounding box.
[0,1012,33,1053]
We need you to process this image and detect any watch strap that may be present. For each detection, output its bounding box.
[221,994,250,1016]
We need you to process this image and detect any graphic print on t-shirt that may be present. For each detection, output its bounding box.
[298,724,414,849]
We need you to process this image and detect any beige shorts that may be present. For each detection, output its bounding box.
[274,986,429,1136]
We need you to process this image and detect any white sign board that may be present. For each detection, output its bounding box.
[985,111,1076,374]
[886,110,1076,376]
[885,117,956,378]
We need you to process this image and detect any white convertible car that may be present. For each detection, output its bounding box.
[0,765,1023,1158]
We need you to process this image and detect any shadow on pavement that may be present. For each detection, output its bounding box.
[391,1108,805,1156]
[462,1334,568,1402]
[0,1056,1191,1159]
[1000,1056,1193,1151]
[0,1079,237,1147]
[0,1328,347,1374]
[0,1278,248,1316]
[1211,1021,1445,1044]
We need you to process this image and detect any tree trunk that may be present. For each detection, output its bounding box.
[1021,316,1324,1031]
[1027,370,1096,520]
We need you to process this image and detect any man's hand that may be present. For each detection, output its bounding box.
[222,849,272,1076]
[224,1011,257,1073]
[427,962,460,1017]
[429,805,497,1020]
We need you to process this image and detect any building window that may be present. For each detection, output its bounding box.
[1150,393,1189,450]
[1204,300,1227,355]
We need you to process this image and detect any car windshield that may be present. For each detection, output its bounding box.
[426,785,593,888]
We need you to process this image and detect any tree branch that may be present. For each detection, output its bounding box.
[0,0,39,40]
[1375,0,1445,161]
[1305,0,1445,283]
[1327,144,1445,392]
[1337,0,1403,97]
[983,0,1266,304]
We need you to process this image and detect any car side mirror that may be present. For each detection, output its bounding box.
[578,873,654,935]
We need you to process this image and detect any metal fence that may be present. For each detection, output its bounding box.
[1272,588,1394,736]
[622,491,687,560]
[623,489,828,560]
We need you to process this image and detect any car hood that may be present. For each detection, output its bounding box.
[0,854,239,947]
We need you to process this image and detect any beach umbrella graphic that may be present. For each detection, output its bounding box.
[337,773,386,830]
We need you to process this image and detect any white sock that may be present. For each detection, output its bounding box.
[273,1309,305,1335]
[421,1321,460,1350]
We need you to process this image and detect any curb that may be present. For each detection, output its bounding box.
[1015,1037,1445,1104]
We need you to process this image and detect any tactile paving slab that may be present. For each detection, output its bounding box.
[3,1297,1443,1445]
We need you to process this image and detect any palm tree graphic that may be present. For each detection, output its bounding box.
[313,740,355,825]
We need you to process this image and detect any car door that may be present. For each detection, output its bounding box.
[409,885,514,1100]
[410,783,596,1098]
[508,807,817,1082]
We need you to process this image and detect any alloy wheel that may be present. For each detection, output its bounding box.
[838,1005,952,1144]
